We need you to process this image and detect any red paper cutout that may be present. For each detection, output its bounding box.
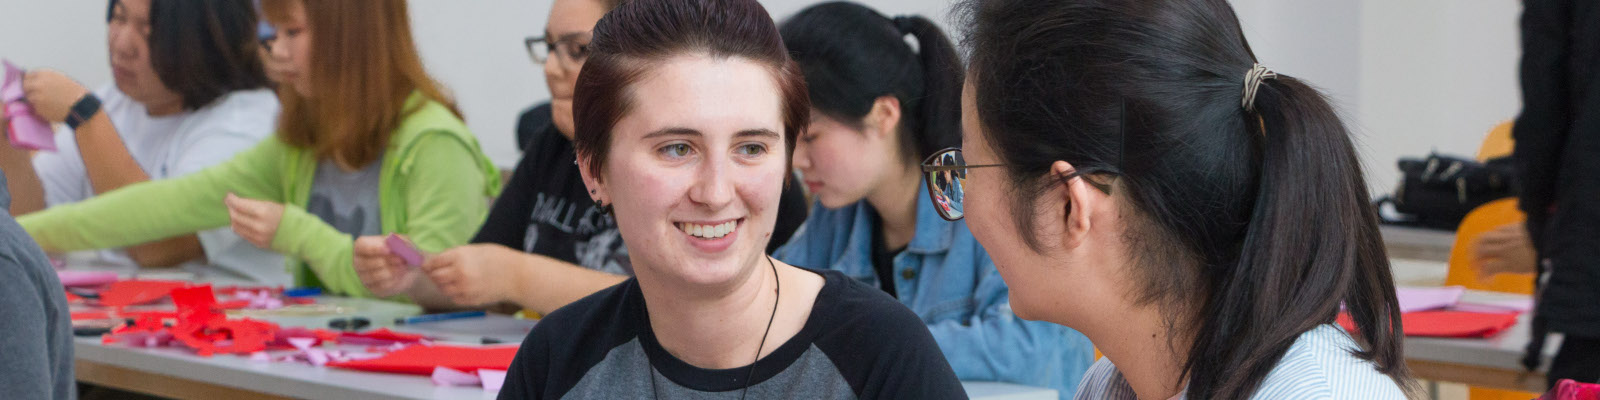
[1337,310,1520,338]
[326,344,520,375]
[99,280,189,307]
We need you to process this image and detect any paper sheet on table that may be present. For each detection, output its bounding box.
[326,344,520,375]
[2,60,56,151]
[57,270,118,287]
[1338,310,1519,338]
[1396,285,1465,313]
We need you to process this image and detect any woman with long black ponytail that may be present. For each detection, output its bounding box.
[772,2,1095,397]
[939,0,1414,398]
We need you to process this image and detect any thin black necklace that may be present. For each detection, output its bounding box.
[650,256,780,399]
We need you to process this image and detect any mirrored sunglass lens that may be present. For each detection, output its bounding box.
[930,152,964,219]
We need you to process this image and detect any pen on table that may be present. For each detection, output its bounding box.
[393,310,486,325]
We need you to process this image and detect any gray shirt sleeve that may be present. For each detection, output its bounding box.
[0,170,77,400]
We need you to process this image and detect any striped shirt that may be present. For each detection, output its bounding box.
[1072,325,1406,399]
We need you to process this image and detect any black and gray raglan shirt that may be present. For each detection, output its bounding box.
[498,268,967,399]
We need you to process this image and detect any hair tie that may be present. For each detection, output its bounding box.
[1241,63,1277,113]
[893,15,915,34]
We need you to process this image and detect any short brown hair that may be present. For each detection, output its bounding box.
[571,0,808,180]
[260,0,460,169]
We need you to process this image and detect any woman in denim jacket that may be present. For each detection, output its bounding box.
[771,3,1093,397]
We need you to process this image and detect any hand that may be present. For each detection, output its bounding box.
[354,235,420,298]
[224,193,286,249]
[420,244,520,307]
[1474,223,1538,279]
[20,69,90,123]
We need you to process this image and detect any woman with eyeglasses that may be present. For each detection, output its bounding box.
[942,0,1413,398]
[380,0,809,311]
[20,0,502,301]
[499,0,965,397]
[769,2,1093,397]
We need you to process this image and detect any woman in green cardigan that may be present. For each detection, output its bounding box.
[19,0,500,301]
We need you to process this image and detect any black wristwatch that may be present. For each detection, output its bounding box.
[65,93,103,130]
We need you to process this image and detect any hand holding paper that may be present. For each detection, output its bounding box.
[1,60,56,151]
[354,235,420,297]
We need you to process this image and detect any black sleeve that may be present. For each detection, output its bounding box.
[472,138,540,247]
[498,323,550,400]
[768,171,809,254]
[819,279,967,400]
[1512,0,1572,250]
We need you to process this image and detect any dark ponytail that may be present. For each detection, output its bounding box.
[779,2,963,163]
[958,0,1410,398]
[1187,74,1409,397]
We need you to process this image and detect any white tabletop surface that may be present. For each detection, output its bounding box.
[65,258,1058,399]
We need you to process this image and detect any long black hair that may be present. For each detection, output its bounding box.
[779,1,962,163]
[957,0,1410,398]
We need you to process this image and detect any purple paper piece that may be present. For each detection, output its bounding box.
[431,366,481,387]
[287,337,317,351]
[479,369,507,391]
[2,60,56,152]
[305,348,329,366]
[386,234,424,267]
[1396,286,1466,313]
[57,270,119,287]
[249,352,271,362]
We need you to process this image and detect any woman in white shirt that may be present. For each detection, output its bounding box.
[936,0,1416,398]
[0,0,283,283]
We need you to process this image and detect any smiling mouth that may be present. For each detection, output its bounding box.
[675,218,743,239]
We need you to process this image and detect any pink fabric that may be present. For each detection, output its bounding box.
[2,60,55,151]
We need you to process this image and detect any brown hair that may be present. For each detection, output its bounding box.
[570,0,808,180]
[260,0,459,169]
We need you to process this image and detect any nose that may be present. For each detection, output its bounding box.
[107,24,138,61]
[688,154,735,210]
[269,37,292,61]
[544,55,565,88]
[793,138,814,172]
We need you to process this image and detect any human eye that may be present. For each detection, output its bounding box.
[734,143,767,157]
[659,142,694,160]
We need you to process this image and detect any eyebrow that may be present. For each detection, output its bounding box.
[640,127,781,140]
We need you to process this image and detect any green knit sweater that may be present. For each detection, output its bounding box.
[20,92,502,299]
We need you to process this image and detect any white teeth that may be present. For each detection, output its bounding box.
[681,221,737,239]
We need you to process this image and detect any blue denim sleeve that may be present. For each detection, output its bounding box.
[923,253,1095,400]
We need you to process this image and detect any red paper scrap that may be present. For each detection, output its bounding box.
[99,280,189,307]
[1337,310,1520,338]
[327,344,520,375]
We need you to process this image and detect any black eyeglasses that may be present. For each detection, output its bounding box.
[920,147,1115,221]
[525,35,591,66]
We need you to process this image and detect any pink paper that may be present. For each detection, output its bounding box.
[57,270,118,287]
[2,60,55,152]
[1453,298,1535,313]
[479,369,507,391]
[1396,286,1465,313]
[431,366,481,386]
[386,234,424,267]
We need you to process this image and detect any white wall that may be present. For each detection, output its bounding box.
[0,0,1525,195]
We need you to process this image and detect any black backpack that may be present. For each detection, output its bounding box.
[1375,153,1518,230]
